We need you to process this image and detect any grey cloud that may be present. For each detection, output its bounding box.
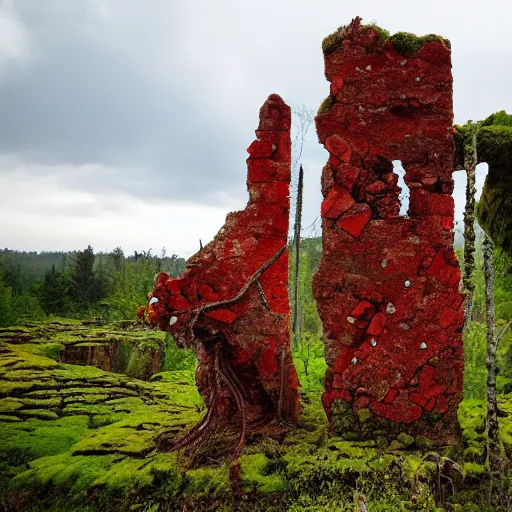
[0,0,511,253]
[0,0,248,203]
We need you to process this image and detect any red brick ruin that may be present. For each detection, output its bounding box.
[140,19,465,450]
[138,95,299,456]
[313,18,463,443]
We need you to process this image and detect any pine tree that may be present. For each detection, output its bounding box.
[0,272,16,327]
[41,264,69,316]
[70,246,96,311]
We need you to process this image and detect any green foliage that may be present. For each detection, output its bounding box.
[42,265,70,316]
[162,332,197,371]
[482,110,512,128]
[69,246,96,310]
[293,333,325,386]
[0,245,187,324]
[463,322,488,399]
[0,272,16,327]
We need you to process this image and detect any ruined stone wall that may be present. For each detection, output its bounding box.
[139,95,299,426]
[454,112,512,257]
[313,19,463,443]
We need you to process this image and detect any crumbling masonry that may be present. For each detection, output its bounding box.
[140,19,466,449]
[138,95,299,454]
[313,18,464,443]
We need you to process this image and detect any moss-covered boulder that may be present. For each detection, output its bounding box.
[455,111,512,256]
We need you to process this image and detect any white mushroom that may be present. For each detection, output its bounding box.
[149,297,159,305]
[169,316,178,326]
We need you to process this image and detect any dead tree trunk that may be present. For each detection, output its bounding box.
[463,123,479,331]
[483,234,502,470]
[292,164,304,348]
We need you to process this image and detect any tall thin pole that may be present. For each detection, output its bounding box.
[292,164,304,348]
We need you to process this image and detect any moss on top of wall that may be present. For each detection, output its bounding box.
[317,95,334,115]
[322,21,390,55]
[389,32,450,57]
[321,21,449,57]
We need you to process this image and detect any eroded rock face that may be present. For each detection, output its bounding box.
[313,19,463,443]
[139,95,299,427]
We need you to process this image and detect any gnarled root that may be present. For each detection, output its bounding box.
[157,339,249,463]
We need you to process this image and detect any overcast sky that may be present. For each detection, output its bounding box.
[0,0,509,257]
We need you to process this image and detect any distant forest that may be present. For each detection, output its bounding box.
[0,246,186,327]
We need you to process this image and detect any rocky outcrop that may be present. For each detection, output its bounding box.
[313,18,463,443]
[0,321,166,381]
[139,95,299,436]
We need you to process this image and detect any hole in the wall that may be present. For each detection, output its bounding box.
[392,160,410,217]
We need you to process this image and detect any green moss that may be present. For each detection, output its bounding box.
[357,407,372,423]
[17,410,60,420]
[414,436,435,450]
[328,439,376,458]
[91,453,180,498]
[330,399,356,435]
[321,22,390,55]
[10,453,118,498]
[0,398,24,413]
[401,455,436,483]
[0,416,90,466]
[389,32,450,57]
[366,23,390,42]
[321,22,448,59]
[388,440,404,451]
[463,446,484,462]
[0,415,21,422]
[16,342,63,361]
[317,95,334,115]
[397,433,415,447]
[241,454,287,494]
[183,466,230,497]
[463,462,486,476]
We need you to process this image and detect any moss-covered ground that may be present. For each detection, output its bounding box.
[0,319,168,380]
[1,322,512,510]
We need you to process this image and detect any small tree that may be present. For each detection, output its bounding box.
[290,105,313,349]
